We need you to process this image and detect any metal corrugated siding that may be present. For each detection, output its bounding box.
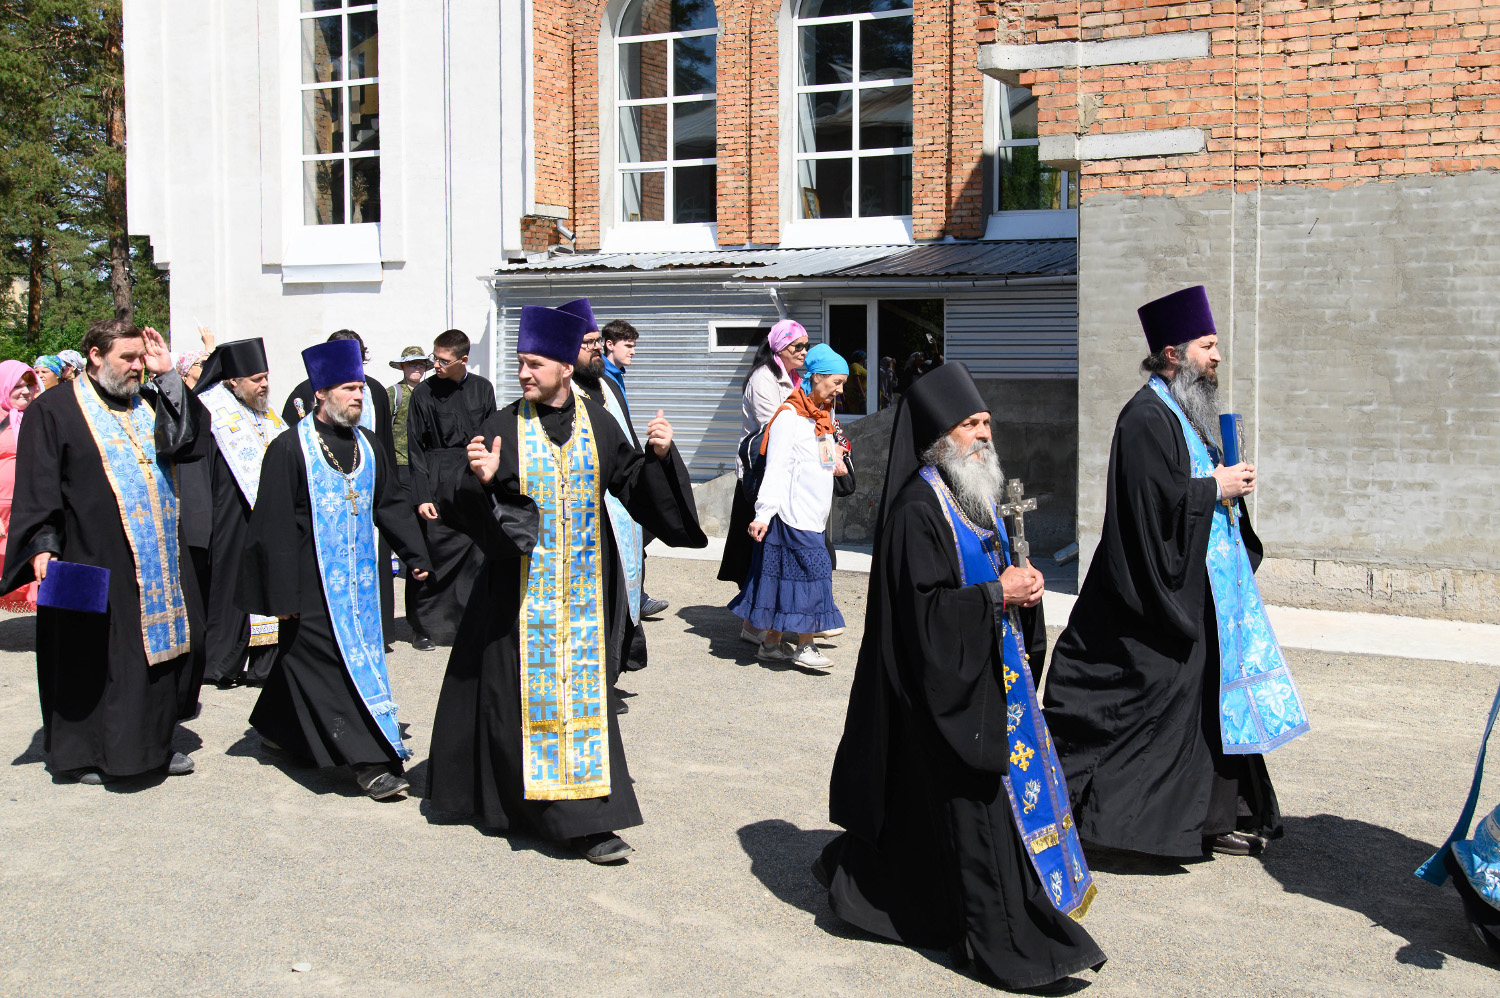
[489,275,782,481]
[944,286,1078,376]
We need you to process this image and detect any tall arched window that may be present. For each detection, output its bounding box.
[615,0,718,225]
[794,0,913,220]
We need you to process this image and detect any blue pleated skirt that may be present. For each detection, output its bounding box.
[729,517,845,635]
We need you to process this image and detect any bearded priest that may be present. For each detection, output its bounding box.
[820,362,1105,994]
[238,340,432,800]
[426,302,706,865]
[1043,286,1308,862]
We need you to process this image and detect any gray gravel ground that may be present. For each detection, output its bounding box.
[2,558,1498,997]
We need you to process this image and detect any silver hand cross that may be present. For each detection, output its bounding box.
[996,478,1038,568]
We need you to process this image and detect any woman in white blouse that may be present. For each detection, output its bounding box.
[729,343,849,669]
[717,320,809,589]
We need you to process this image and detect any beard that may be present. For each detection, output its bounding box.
[923,435,1006,529]
[97,363,142,399]
[573,355,604,390]
[231,382,270,413]
[323,398,361,428]
[1168,353,1221,446]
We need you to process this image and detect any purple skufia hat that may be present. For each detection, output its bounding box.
[517,306,590,365]
[1138,285,1217,354]
[37,560,110,614]
[301,339,365,391]
[555,298,599,333]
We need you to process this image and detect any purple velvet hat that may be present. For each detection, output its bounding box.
[37,560,110,614]
[301,339,366,391]
[555,298,599,333]
[517,305,590,365]
[1138,285,1217,354]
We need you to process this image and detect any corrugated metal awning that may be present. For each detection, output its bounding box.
[492,239,1076,280]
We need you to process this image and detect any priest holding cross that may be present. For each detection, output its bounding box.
[820,362,1105,994]
[237,339,432,800]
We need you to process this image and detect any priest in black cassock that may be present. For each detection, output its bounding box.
[404,328,495,650]
[240,339,433,800]
[195,337,288,687]
[1043,286,1302,861]
[426,302,706,864]
[820,362,1105,994]
[2,319,206,784]
[281,329,399,644]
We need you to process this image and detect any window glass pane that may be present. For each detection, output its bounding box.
[997,144,1067,210]
[673,100,716,159]
[673,34,716,96]
[302,0,341,12]
[619,40,669,101]
[673,165,717,222]
[619,0,671,37]
[879,299,944,397]
[799,0,911,16]
[347,11,378,79]
[671,0,718,33]
[304,159,345,225]
[859,15,911,81]
[619,105,668,162]
[797,157,852,219]
[799,23,851,87]
[349,83,379,151]
[302,88,344,155]
[301,15,342,84]
[798,91,852,153]
[859,84,911,149]
[349,156,380,223]
[621,171,666,221]
[714,325,769,348]
[859,153,911,216]
[1002,84,1038,141]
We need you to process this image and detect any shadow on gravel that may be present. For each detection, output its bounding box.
[737,819,851,932]
[417,799,578,861]
[1257,813,1493,969]
[678,605,844,676]
[225,728,365,798]
[1081,845,1196,876]
[12,727,44,766]
[0,615,35,652]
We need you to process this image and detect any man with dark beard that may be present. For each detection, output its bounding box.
[820,362,1105,995]
[239,340,432,800]
[405,328,495,650]
[1043,285,1309,862]
[2,319,206,784]
[195,338,289,687]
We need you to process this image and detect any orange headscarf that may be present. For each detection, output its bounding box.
[760,386,837,454]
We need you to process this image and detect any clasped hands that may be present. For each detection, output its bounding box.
[466,410,677,484]
[1000,562,1045,608]
[1212,462,1256,500]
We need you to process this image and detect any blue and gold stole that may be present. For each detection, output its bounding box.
[297,418,409,760]
[74,376,190,665]
[1147,376,1310,754]
[201,382,288,646]
[920,465,1096,920]
[516,397,611,800]
[581,384,643,623]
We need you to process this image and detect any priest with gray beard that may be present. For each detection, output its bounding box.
[821,362,1106,994]
[1044,285,1295,864]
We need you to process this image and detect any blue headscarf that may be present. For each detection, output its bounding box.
[800,343,849,394]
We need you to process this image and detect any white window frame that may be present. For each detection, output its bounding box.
[603,0,720,251]
[708,320,776,353]
[983,76,1078,240]
[821,297,943,419]
[278,0,383,283]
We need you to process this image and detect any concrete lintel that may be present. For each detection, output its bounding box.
[979,31,1210,83]
[1039,128,1205,166]
[529,203,570,220]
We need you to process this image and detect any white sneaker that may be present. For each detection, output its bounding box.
[792,643,833,669]
[815,627,845,639]
[741,624,768,645]
[757,640,795,663]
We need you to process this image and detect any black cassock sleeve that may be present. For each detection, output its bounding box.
[405,387,435,509]
[884,497,1022,777]
[235,434,308,618]
[0,399,64,591]
[367,428,430,572]
[592,401,707,550]
[1098,397,1219,643]
[147,369,201,459]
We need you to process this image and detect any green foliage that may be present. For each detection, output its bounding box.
[0,0,161,361]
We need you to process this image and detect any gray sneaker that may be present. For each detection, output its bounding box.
[757,640,795,663]
[166,752,195,776]
[640,596,670,617]
[791,643,833,669]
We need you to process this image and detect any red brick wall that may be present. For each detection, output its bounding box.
[979,0,1500,199]
[534,0,991,249]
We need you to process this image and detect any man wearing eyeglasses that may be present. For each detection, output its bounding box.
[403,329,496,651]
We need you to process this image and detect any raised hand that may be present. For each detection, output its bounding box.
[141,326,173,376]
[467,434,502,484]
[646,409,673,458]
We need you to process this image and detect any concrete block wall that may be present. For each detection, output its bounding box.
[1078,171,1500,622]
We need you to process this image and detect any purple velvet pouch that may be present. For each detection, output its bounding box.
[37,560,110,614]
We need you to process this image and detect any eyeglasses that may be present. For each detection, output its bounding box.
[581,337,604,350]
[428,354,461,368]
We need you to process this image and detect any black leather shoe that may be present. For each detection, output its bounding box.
[166,752,195,776]
[572,832,633,864]
[412,636,435,652]
[615,700,629,714]
[1205,831,1264,856]
[355,766,410,800]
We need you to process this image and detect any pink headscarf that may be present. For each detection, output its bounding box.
[174,351,208,380]
[767,319,807,378]
[0,360,37,437]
